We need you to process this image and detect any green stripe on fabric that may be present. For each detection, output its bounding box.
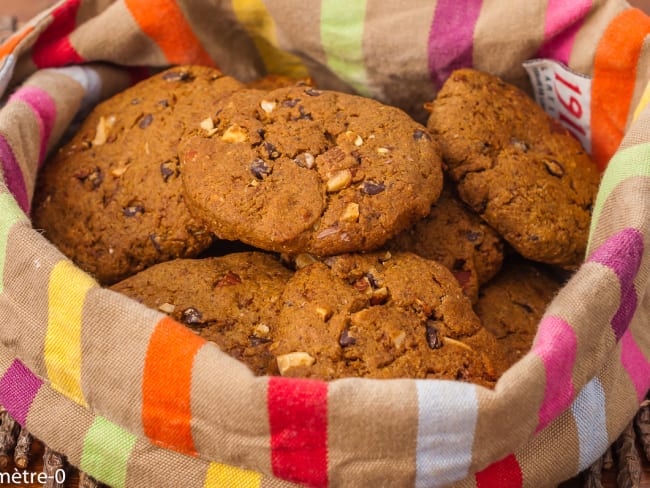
[80,416,137,488]
[0,192,27,295]
[320,0,369,96]
[589,142,650,242]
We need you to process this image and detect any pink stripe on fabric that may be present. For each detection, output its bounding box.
[532,316,577,433]
[620,330,650,403]
[0,359,43,425]
[427,0,483,90]
[536,0,592,64]
[0,135,29,213]
[588,228,644,340]
[9,87,57,165]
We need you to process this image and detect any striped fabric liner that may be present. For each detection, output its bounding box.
[0,1,649,487]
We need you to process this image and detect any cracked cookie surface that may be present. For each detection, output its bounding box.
[110,252,292,376]
[179,85,443,256]
[270,251,502,385]
[426,69,600,269]
[32,65,244,284]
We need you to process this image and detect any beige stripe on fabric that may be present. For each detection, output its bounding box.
[25,384,94,468]
[363,0,437,122]
[0,102,41,202]
[76,0,117,24]
[264,0,354,93]
[544,262,619,390]
[517,412,579,488]
[0,222,58,379]
[260,476,303,488]
[178,0,264,82]
[471,354,545,471]
[190,344,271,475]
[327,378,417,488]
[569,0,628,76]
[23,69,84,156]
[80,289,159,437]
[124,439,207,488]
[472,0,547,94]
[70,1,168,66]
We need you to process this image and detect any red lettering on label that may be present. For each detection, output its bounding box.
[555,72,582,95]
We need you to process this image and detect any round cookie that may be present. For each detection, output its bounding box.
[270,251,503,385]
[179,85,443,256]
[475,257,563,370]
[32,65,245,284]
[386,181,504,303]
[426,68,600,269]
[109,252,293,376]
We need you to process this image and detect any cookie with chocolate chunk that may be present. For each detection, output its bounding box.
[179,85,443,256]
[475,258,563,369]
[386,181,504,303]
[270,251,503,385]
[33,65,244,284]
[427,68,600,269]
[110,252,292,376]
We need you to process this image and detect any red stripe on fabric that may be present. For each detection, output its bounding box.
[9,87,57,165]
[268,377,328,488]
[475,454,523,488]
[536,0,592,64]
[591,8,650,170]
[142,317,205,456]
[31,0,84,68]
[427,0,483,90]
[0,134,29,213]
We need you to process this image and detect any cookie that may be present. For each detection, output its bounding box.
[110,252,293,376]
[32,65,245,284]
[246,74,315,90]
[386,181,504,303]
[270,251,503,385]
[426,68,600,269]
[475,258,563,369]
[179,85,443,256]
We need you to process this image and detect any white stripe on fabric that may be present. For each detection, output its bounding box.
[55,66,102,116]
[0,55,16,102]
[415,380,478,488]
[571,377,609,471]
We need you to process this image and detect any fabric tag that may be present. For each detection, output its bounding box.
[523,58,592,154]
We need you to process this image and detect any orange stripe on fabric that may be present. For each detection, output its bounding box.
[142,316,206,455]
[591,8,650,170]
[0,26,35,59]
[124,0,214,66]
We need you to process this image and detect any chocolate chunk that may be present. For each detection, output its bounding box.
[250,159,272,180]
[282,98,300,108]
[182,307,204,326]
[149,233,162,252]
[249,335,272,346]
[123,204,144,217]
[361,181,385,195]
[413,129,431,141]
[263,141,280,160]
[305,88,322,96]
[161,70,192,82]
[338,328,357,347]
[425,321,443,349]
[138,114,153,129]
[465,230,482,242]
[160,160,176,182]
[543,159,565,177]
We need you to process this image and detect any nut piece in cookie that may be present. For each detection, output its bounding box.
[270,251,503,386]
[109,252,293,376]
[427,68,600,269]
[386,181,504,303]
[179,85,444,256]
[32,66,245,284]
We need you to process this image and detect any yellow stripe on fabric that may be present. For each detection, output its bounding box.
[0,192,27,296]
[203,462,262,488]
[633,80,650,123]
[45,260,97,406]
[231,0,308,78]
[588,142,650,247]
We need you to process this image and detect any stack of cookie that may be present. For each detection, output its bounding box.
[32,65,601,386]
